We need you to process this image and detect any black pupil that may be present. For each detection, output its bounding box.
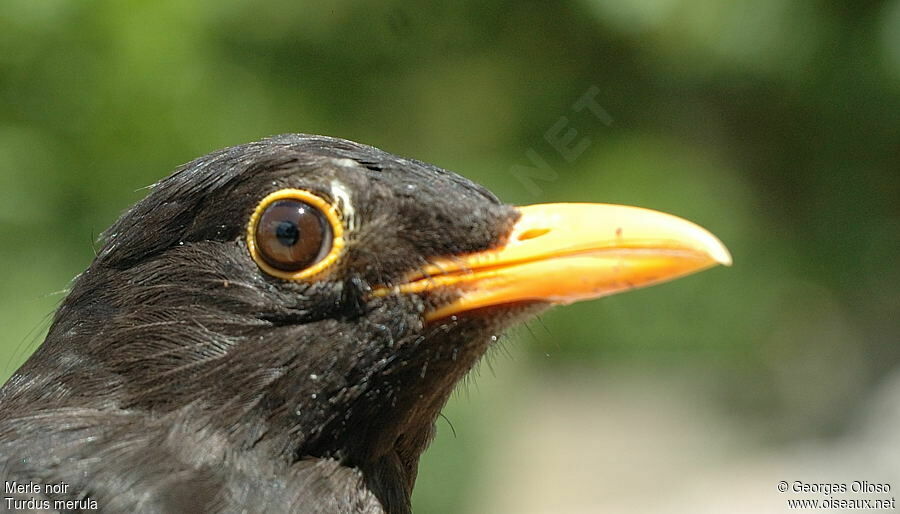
[276,221,300,246]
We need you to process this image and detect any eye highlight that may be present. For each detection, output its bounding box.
[247,189,345,280]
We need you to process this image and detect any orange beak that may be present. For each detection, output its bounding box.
[374,203,732,321]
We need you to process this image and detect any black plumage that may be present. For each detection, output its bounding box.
[0,134,730,513]
[0,135,524,514]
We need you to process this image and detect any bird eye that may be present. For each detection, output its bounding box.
[247,189,345,279]
[257,200,331,270]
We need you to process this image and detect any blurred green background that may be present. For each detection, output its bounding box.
[2,1,899,512]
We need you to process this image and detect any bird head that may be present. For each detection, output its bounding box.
[9,134,730,511]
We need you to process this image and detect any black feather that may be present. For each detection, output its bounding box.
[0,135,530,514]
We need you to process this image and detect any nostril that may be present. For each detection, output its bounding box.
[517,228,550,241]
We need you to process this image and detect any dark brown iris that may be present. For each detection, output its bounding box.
[255,199,332,272]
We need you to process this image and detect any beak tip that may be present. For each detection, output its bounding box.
[710,241,733,267]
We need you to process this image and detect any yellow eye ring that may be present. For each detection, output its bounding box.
[247,189,345,280]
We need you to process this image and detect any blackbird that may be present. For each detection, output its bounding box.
[0,134,731,513]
